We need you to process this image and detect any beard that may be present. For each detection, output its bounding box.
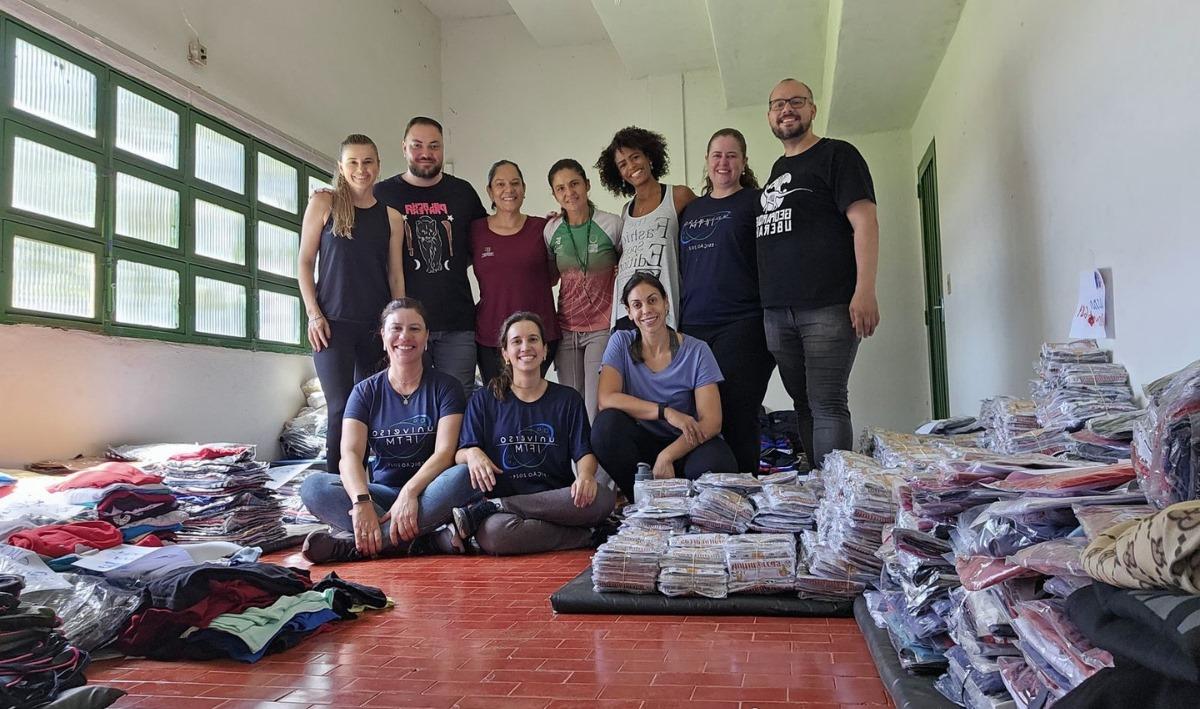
[771,116,809,141]
[408,159,442,179]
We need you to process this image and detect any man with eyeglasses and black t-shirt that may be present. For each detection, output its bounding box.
[756,78,880,473]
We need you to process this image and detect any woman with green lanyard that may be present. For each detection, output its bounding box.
[544,159,623,422]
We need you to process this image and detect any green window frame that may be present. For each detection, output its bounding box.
[0,12,325,354]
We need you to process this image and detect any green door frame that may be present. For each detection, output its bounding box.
[917,141,950,419]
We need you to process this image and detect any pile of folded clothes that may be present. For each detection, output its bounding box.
[805,451,903,586]
[1032,340,1137,432]
[46,462,184,543]
[724,533,797,594]
[115,561,387,662]
[141,444,287,548]
[0,573,94,708]
[867,428,982,471]
[1132,359,1200,509]
[622,497,690,533]
[1067,409,1143,463]
[689,488,755,534]
[868,528,959,672]
[593,528,669,593]
[657,533,729,598]
[980,396,1072,456]
[749,482,818,533]
[279,377,327,460]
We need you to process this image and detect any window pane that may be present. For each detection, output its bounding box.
[115,87,179,168]
[194,124,244,194]
[194,199,245,265]
[257,221,299,278]
[258,290,300,344]
[115,173,180,248]
[115,260,179,329]
[257,153,298,213]
[11,236,94,317]
[194,276,246,337]
[13,38,97,137]
[308,175,332,195]
[11,137,96,227]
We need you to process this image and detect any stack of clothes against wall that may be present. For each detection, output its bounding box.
[122,444,288,549]
[279,377,327,460]
[45,462,183,545]
[0,573,95,709]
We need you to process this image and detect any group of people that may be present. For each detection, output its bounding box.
[296,78,881,563]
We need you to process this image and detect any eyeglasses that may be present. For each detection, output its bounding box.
[768,96,812,112]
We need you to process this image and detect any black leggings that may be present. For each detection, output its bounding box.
[591,408,738,500]
[312,319,383,474]
[683,317,776,473]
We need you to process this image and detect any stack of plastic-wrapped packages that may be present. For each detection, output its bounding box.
[725,534,797,594]
[690,472,758,535]
[279,377,327,460]
[749,482,818,533]
[657,533,729,598]
[1133,358,1200,509]
[870,527,959,671]
[980,396,1071,456]
[1067,409,1142,463]
[593,528,670,593]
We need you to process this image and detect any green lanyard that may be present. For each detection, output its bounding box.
[562,207,596,273]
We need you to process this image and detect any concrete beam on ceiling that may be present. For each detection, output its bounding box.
[589,0,716,78]
[508,0,609,47]
[707,0,828,109]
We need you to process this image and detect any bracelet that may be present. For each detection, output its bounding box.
[308,315,325,323]
[657,402,667,420]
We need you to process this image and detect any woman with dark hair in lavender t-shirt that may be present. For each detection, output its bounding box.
[591,272,738,500]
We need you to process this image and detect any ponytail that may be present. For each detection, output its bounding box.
[331,133,378,238]
[488,311,547,401]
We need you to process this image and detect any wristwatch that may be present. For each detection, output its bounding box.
[657,402,667,420]
[352,493,371,505]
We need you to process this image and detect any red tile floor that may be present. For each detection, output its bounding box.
[91,549,894,709]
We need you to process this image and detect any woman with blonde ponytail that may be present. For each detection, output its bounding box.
[299,134,406,476]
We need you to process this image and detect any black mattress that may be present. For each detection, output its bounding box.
[550,567,853,617]
[853,596,956,709]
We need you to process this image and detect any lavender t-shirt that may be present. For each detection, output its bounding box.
[601,329,724,439]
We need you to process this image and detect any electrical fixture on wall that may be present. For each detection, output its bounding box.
[187,37,207,67]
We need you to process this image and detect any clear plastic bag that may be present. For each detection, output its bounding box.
[24,572,143,652]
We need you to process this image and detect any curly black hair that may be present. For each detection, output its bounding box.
[594,126,671,197]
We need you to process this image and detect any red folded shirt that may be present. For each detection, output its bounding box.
[168,445,250,461]
[46,462,161,492]
[8,521,124,557]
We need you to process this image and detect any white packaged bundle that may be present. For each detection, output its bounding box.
[689,488,754,534]
[725,533,797,594]
[657,533,730,598]
[592,531,668,594]
[693,473,763,496]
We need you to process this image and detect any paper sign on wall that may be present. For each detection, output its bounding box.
[1070,269,1107,339]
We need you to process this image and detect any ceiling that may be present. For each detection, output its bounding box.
[419,0,965,135]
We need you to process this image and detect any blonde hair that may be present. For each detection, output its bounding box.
[331,134,378,238]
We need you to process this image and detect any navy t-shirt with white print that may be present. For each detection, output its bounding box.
[344,369,466,488]
[458,382,591,498]
[679,188,763,326]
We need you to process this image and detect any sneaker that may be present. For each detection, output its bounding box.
[301,530,361,564]
[451,499,499,540]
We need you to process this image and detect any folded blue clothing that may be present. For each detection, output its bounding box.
[187,607,339,662]
[119,523,183,540]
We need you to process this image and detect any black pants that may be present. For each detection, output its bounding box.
[683,317,776,473]
[312,319,383,474]
[476,340,559,387]
[591,408,738,500]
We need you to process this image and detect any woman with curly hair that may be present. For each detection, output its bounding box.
[595,126,696,330]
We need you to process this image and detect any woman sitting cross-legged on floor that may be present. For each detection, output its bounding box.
[450,311,617,554]
[300,297,482,563]
[591,271,739,501]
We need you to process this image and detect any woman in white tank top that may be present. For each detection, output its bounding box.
[595,126,697,330]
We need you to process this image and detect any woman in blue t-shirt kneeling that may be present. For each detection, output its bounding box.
[451,312,616,555]
[300,298,482,563]
[592,272,738,500]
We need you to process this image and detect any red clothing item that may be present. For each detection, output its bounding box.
[117,580,282,652]
[8,521,124,557]
[168,445,251,461]
[469,215,560,346]
[46,462,161,492]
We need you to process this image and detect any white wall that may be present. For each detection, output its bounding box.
[910,0,1200,414]
[441,15,931,435]
[0,0,442,466]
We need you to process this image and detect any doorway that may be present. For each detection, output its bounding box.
[917,141,950,419]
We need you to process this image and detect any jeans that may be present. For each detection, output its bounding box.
[763,304,860,471]
[591,408,738,500]
[425,330,478,393]
[477,340,559,388]
[299,464,482,536]
[554,329,610,422]
[312,319,384,475]
[476,485,616,556]
[684,317,776,474]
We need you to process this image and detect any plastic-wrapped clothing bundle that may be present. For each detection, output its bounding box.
[1066,429,1131,463]
[1010,599,1113,696]
[933,453,1087,486]
[1007,537,1089,577]
[979,397,1040,453]
[657,533,729,598]
[806,451,903,585]
[955,556,1041,592]
[1043,575,1093,598]
[592,529,668,593]
[983,462,1135,496]
[758,470,799,486]
[632,478,693,504]
[689,488,754,534]
[748,483,817,532]
[917,416,986,436]
[23,572,142,652]
[1072,503,1155,540]
[623,496,691,532]
[867,428,981,471]
[1132,359,1200,509]
[996,657,1045,709]
[794,573,864,601]
[1031,353,1136,432]
[724,533,796,593]
[692,473,762,496]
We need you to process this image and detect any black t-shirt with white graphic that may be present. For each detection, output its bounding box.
[375,173,486,331]
[755,138,875,309]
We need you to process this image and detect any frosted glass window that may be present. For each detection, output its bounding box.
[115,260,179,329]
[194,124,244,194]
[115,173,180,248]
[11,138,97,227]
[257,221,299,278]
[115,88,179,168]
[194,276,246,337]
[11,236,95,317]
[194,199,245,265]
[308,175,332,195]
[258,290,300,344]
[257,153,298,213]
[13,38,97,137]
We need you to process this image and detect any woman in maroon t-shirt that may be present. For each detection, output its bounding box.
[470,160,560,385]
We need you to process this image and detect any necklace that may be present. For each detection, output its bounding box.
[389,371,421,405]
